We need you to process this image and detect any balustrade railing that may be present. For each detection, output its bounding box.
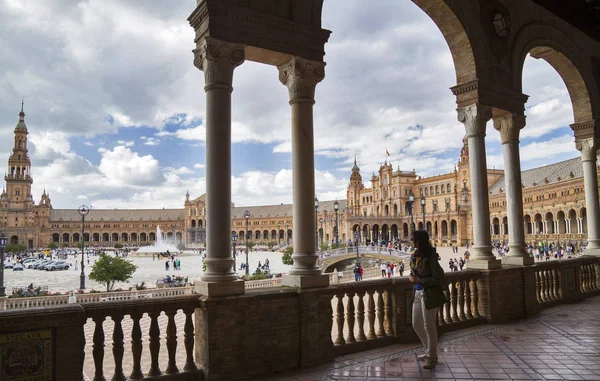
[535,263,561,304]
[440,270,483,328]
[580,262,599,293]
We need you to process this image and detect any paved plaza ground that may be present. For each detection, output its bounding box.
[252,295,600,381]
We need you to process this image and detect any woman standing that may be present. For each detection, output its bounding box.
[409,230,447,369]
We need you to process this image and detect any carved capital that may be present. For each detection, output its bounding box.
[457,104,492,138]
[493,114,526,144]
[193,37,245,90]
[575,138,598,162]
[278,57,325,104]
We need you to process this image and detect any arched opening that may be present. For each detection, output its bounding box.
[426,221,432,236]
[417,222,424,230]
[287,229,293,242]
[271,230,277,240]
[73,233,80,242]
[581,208,587,235]
[381,224,389,241]
[362,225,369,243]
[140,233,147,242]
[198,220,203,228]
[122,233,129,242]
[255,230,260,240]
[391,224,398,240]
[63,233,70,243]
[176,232,182,242]
[569,209,577,234]
[10,235,18,245]
[524,215,532,235]
[191,220,196,228]
[112,233,119,242]
[534,214,543,234]
[393,204,398,217]
[131,233,138,242]
[372,224,380,241]
[450,220,457,239]
[545,212,554,234]
[441,220,448,239]
[52,233,60,243]
[384,205,389,217]
[149,232,156,241]
[557,211,566,234]
[492,218,500,235]
[502,216,508,235]
[433,221,438,240]
[103,233,110,242]
[403,223,409,239]
[93,233,100,242]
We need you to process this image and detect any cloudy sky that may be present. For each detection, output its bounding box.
[0,0,577,209]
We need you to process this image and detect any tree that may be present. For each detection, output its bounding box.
[282,247,293,265]
[5,244,27,254]
[113,243,123,249]
[320,242,330,252]
[47,242,58,250]
[89,254,138,292]
[246,242,255,252]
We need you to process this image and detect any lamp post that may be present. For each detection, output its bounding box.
[421,196,426,233]
[359,218,362,245]
[277,223,281,246]
[231,231,237,274]
[286,222,289,245]
[354,230,360,265]
[0,232,7,297]
[78,205,90,290]
[408,191,415,235]
[244,210,250,276]
[319,217,323,250]
[334,200,339,247]
[315,197,319,250]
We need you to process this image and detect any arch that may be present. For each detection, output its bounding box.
[381,224,389,240]
[384,205,389,217]
[63,233,70,243]
[131,232,138,242]
[263,230,269,240]
[112,233,119,242]
[287,229,293,242]
[534,213,543,234]
[512,24,597,123]
[403,223,409,239]
[239,230,245,241]
[568,209,578,234]
[140,232,147,242]
[545,212,554,234]
[198,219,203,228]
[10,235,18,245]
[103,233,110,242]
[412,0,478,84]
[391,224,398,240]
[433,221,438,240]
[372,224,380,241]
[441,220,448,238]
[255,230,261,240]
[524,215,533,235]
[581,207,587,235]
[279,229,285,240]
[492,217,500,235]
[417,221,424,230]
[122,233,129,242]
[271,230,277,240]
[149,232,156,241]
[393,204,398,217]
[93,233,100,242]
[362,224,369,242]
[52,233,60,243]
[191,220,196,228]
[450,220,457,238]
[557,210,566,234]
[73,233,80,242]
[502,216,508,235]
[426,221,432,235]
[176,232,183,242]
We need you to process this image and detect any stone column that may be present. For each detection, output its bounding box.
[493,113,533,265]
[457,104,501,269]
[279,57,329,288]
[576,138,600,254]
[193,37,245,296]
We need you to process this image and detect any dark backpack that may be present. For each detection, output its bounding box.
[430,248,448,289]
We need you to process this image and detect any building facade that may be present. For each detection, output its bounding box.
[0,109,597,249]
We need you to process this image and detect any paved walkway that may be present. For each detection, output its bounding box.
[252,296,600,381]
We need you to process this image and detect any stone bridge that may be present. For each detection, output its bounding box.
[319,246,411,272]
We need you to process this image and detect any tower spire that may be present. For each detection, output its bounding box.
[19,100,25,122]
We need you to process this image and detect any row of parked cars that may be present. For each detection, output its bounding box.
[4,258,70,271]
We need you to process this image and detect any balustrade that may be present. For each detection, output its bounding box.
[439,271,483,326]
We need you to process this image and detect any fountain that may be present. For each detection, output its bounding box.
[135,226,180,256]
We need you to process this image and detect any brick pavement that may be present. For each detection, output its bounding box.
[250,295,600,381]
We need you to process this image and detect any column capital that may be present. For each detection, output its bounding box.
[576,138,598,162]
[493,114,526,144]
[193,37,245,90]
[457,104,492,138]
[570,120,597,141]
[278,57,325,104]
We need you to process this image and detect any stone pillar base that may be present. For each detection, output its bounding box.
[502,256,534,266]
[282,274,330,289]
[195,280,245,297]
[583,247,600,257]
[466,258,502,270]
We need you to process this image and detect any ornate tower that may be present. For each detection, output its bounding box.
[5,102,33,210]
[347,156,363,215]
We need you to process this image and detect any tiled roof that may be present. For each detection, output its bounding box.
[49,209,185,222]
[231,200,348,219]
[489,157,582,195]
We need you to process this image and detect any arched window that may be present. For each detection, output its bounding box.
[425,188,429,196]
[447,183,451,193]
[435,186,439,194]
[441,185,445,194]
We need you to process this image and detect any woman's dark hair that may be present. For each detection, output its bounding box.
[412,229,433,256]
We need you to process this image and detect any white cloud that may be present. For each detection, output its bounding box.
[193,163,205,169]
[98,146,165,186]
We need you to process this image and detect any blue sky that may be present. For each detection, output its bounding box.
[0,0,578,209]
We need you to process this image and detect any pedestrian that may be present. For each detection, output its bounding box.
[380,262,387,278]
[409,230,447,369]
[458,258,464,270]
[359,264,363,281]
[386,264,391,278]
[448,259,454,272]
[399,262,405,277]
[165,261,170,271]
[453,258,459,271]
[354,265,360,282]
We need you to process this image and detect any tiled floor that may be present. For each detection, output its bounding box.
[253,296,600,381]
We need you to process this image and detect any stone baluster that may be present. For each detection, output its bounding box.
[384,289,393,336]
[148,311,162,377]
[443,289,452,323]
[165,310,179,374]
[92,315,106,381]
[355,291,367,341]
[437,305,445,326]
[183,307,197,372]
[582,266,589,293]
[129,312,144,380]
[193,36,245,296]
[345,292,356,343]
[457,280,466,321]
[550,270,558,300]
[464,279,473,319]
[543,271,551,301]
[334,295,345,345]
[458,104,501,269]
[111,314,127,381]
[471,279,480,318]
[376,291,385,337]
[366,290,376,339]
[535,271,543,303]
[590,265,598,291]
[450,282,459,322]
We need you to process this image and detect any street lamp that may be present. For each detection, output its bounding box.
[277,223,281,246]
[314,197,319,250]
[421,196,426,232]
[231,231,238,274]
[78,205,90,290]
[334,200,339,247]
[0,232,7,297]
[319,217,324,250]
[408,190,415,235]
[359,219,362,245]
[286,222,289,245]
[244,210,250,276]
[354,230,360,265]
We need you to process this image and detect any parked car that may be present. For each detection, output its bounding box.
[23,259,39,269]
[13,264,24,271]
[35,260,52,269]
[3,263,14,269]
[45,261,69,271]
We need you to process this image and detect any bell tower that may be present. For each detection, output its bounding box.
[347,156,364,215]
[5,102,33,209]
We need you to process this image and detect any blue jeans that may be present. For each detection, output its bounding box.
[354,273,359,281]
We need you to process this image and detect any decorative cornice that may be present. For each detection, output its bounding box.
[278,57,325,104]
[457,104,493,138]
[451,80,479,96]
[493,114,526,144]
[193,37,245,90]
